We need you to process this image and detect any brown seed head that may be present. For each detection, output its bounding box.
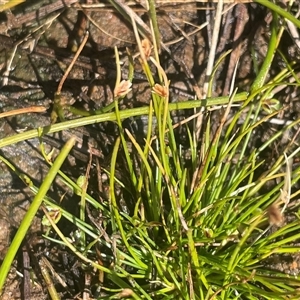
[141,39,152,60]
[268,203,284,226]
[152,83,168,98]
[114,80,132,98]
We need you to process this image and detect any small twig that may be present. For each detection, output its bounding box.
[56,31,89,95]
[286,0,300,50]
[22,248,31,300]
[194,0,224,139]
[40,255,68,289]
[0,106,47,119]
[281,152,292,214]
[1,43,18,87]
[39,262,59,300]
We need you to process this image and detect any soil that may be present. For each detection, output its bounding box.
[0,0,300,299]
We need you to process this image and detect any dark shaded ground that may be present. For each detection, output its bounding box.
[0,0,300,299]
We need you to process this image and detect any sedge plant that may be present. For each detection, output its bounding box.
[0,1,300,299]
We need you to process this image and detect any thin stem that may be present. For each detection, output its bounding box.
[0,93,248,150]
